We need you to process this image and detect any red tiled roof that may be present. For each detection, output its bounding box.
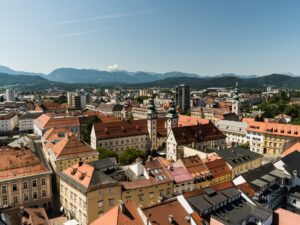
[63,163,95,188]
[142,199,192,225]
[178,115,209,126]
[52,134,97,158]
[0,147,49,180]
[236,182,255,198]
[35,114,80,129]
[246,120,300,137]
[93,118,168,140]
[282,141,300,157]
[172,122,226,145]
[178,155,210,178]
[90,201,143,225]
[273,208,300,225]
[203,156,231,178]
[168,167,194,183]
[43,127,73,141]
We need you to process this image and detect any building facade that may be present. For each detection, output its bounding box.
[0,147,52,209]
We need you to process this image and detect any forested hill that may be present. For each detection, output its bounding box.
[129,74,300,89]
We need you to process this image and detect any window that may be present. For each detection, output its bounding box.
[98,200,103,208]
[42,190,47,197]
[2,196,8,207]
[13,196,18,204]
[41,178,46,186]
[138,194,144,202]
[23,182,28,189]
[1,186,7,194]
[12,184,17,192]
[33,192,38,199]
[24,194,29,201]
[32,180,37,187]
[159,190,164,196]
[108,199,114,206]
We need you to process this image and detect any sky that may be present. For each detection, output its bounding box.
[0,0,300,76]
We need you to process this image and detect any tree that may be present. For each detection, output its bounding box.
[80,116,101,143]
[0,95,4,102]
[54,95,67,104]
[97,147,118,160]
[119,148,145,165]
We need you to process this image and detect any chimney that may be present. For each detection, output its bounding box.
[168,215,174,224]
[78,161,83,167]
[185,216,191,223]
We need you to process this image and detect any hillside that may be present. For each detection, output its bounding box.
[130,74,300,89]
[46,68,200,84]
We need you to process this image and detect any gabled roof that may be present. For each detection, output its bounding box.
[216,147,262,167]
[93,118,168,139]
[143,198,200,225]
[43,127,73,141]
[121,158,173,190]
[203,155,232,178]
[171,122,225,145]
[35,114,80,129]
[90,201,143,225]
[62,160,118,190]
[176,155,211,178]
[52,134,97,158]
[168,167,194,183]
[281,151,300,177]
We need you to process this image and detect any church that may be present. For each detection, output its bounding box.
[90,98,225,160]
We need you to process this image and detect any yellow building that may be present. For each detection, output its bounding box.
[120,158,174,207]
[0,147,52,209]
[215,147,263,177]
[42,129,99,173]
[59,159,121,225]
[246,119,300,156]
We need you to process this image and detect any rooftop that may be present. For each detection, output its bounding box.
[0,147,50,181]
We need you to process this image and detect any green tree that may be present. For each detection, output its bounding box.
[80,116,101,143]
[0,96,4,102]
[285,104,300,118]
[54,95,67,104]
[119,148,145,165]
[97,147,118,160]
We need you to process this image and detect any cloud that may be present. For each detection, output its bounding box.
[50,10,159,26]
[107,64,119,71]
[52,29,98,39]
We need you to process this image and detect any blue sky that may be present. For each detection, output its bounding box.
[0,0,300,75]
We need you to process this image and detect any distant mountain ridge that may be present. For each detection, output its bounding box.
[1,65,300,89]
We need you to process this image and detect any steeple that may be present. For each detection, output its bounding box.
[166,98,178,137]
[233,81,240,101]
[147,97,158,151]
[232,81,241,118]
[147,98,157,119]
[166,98,178,119]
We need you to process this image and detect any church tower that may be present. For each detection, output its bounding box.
[166,98,178,135]
[232,81,240,118]
[147,98,158,150]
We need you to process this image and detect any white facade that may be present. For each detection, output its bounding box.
[0,113,18,132]
[247,131,265,154]
[5,89,15,102]
[215,120,248,146]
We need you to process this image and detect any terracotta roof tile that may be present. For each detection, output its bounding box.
[172,122,226,145]
[0,147,49,180]
[90,201,143,225]
[52,134,97,158]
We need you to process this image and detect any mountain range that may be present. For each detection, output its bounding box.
[1,65,300,89]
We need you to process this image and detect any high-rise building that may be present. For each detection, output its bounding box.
[6,89,15,102]
[67,92,86,109]
[175,84,191,114]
